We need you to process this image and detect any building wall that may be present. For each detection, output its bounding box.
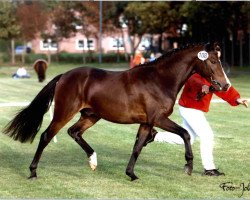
[30,28,151,54]
[31,31,127,54]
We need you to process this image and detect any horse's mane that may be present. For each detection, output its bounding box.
[135,43,205,68]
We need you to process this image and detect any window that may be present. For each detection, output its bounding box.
[87,40,94,49]
[78,40,84,49]
[76,38,95,50]
[40,39,58,51]
[110,38,124,50]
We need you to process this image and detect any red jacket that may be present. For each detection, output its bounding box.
[179,73,240,112]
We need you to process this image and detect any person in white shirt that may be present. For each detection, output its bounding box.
[12,67,30,79]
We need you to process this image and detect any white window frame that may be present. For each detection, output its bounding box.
[76,38,95,51]
[40,39,58,51]
[110,37,124,51]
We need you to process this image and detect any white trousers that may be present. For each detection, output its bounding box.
[154,106,216,170]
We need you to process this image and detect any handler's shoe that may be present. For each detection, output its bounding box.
[202,169,225,176]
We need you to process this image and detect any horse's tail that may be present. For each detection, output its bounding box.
[3,74,63,143]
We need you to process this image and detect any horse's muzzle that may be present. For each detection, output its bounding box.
[222,83,230,91]
[211,79,230,92]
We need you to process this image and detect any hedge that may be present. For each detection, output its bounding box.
[1,52,127,64]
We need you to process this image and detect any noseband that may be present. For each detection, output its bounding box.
[203,60,222,91]
[211,78,222,91]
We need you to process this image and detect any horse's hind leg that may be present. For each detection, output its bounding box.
[29,118,73,179]
[126,124,152,181]
[155,116,193,175]
[68,110,100,170]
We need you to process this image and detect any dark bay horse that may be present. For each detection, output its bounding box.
[4,43,230,181]
[33,59,48,82]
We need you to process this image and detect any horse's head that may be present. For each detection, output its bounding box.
[193,43,230,91]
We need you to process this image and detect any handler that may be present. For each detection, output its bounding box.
[153,73,248,176]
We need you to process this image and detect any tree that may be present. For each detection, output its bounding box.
[180,2,242,42]
[0,2,20,64]
[17,2,48,41]
[73,2,117,63]
[100,2,130,61]
[74,2,101,63]
[134,2,181,52]
[123,2,147,55]
[16,1,48,63]
[180,2,249,66]
[123,2,181,54]
[41,1,78,62]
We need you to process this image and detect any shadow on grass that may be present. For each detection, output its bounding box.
[1,136,200,182]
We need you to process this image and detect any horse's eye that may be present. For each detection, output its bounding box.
[211,60,216,64]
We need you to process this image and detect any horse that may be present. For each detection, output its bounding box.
[3,43,230,181]
[33,59,48,82]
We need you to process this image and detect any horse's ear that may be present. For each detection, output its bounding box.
[213,42,221,51]
[205,42,221,52]
[204,43,212,51]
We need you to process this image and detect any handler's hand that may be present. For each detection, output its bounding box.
[236,98,248,108]
[202,85,210,94]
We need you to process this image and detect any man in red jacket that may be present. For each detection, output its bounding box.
[154,73,248,176]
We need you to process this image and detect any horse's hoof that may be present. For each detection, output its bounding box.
[126,171,139,181]
[131,175,139,181]
[28,175,37,180]
[184,164,192,175]
[89,163,97,171]
[89,152,97,171]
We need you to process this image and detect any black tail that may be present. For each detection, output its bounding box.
[3,74,63,143]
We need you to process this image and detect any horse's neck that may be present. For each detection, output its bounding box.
[157,48,200,96]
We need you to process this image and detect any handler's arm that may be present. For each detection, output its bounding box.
[215,86,248,107]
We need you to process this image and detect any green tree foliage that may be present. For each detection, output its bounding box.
[0,2,20,40]
[105,2,129,29]
[180,2,248,42]
[123,2,148,54]
[124,2,181,53]
[51,2,78,40]
[134,2,179,35]
[0,2,20,64]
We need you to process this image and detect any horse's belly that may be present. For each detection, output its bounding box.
[90,101,147,124]
[101,112,147,124]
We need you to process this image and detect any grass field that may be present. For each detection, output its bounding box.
[0,63,250,199]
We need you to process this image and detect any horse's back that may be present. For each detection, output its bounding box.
[57,66,127,102]
[54,67,148,123]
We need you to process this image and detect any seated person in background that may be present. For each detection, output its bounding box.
[12,67,30,79]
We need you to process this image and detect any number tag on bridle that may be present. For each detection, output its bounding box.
[197,51,209,61]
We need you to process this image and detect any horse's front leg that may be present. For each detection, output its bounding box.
[126,124,152,181]
[155,115,193,175]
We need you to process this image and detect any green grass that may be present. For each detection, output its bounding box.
[0,63,250,199]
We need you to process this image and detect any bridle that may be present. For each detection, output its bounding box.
[211,78,222,91]
[199,52,223,91]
